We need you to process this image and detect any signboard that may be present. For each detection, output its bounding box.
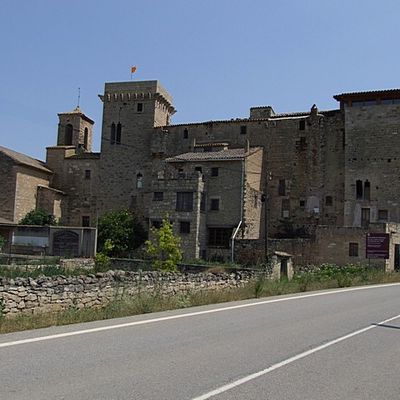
[366,233,389,259]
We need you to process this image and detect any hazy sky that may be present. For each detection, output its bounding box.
[1,0,399,160]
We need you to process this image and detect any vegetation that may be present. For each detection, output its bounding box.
[19,209,58,225]
[145,217,182,271]
[0,235,5,252]
[0,264,88,279]
[97,210,147,258]
[1,263,400,333]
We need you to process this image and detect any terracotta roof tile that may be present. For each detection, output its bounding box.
[0,146,52,173]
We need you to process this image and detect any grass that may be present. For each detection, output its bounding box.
[0,264,90,279]
[1,265,400,334]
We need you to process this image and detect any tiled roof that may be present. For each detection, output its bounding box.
[0,146,52,173]
[166,147,261,162]
[333,89,400,101]
[58,107,94,124]
[0,216,16,225]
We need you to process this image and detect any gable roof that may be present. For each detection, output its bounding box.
[166,147,261,163]
[0,146,52,174]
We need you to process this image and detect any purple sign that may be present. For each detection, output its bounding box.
[366,233,389,259]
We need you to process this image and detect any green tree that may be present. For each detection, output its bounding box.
[19,209,57,225]
[145,217,182,271]
[97,209,147,258]
[0,235,5,252]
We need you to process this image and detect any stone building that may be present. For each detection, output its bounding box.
[2,80,400,267]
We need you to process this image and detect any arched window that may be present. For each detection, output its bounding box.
[136,173,143,189]
[116,123,122,144]
[65,124,73,145]
[83,127,89,150]
[110,123,116,145]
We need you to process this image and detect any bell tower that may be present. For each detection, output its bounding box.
[57,107,94,151]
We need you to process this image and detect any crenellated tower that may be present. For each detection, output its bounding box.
[98,80,175,216]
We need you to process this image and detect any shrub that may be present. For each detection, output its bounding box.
[19,209,57,225]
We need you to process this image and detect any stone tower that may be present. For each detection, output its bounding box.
[98,80,175,216]
[57,107,94,152]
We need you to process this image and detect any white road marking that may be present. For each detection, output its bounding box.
[0,282,399,349]
[191,312,400,400]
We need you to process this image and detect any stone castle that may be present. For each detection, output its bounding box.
[2,80,400,268]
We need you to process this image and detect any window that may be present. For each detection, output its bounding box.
[299,120,305,130]
[211,167,219,177]
[116,123,122,144]
[195,166,203,174]
[299,136,307,150]
[180,221,190,234]
[361,207,370,227]
[278,179,286,196]
[153,192,164,201]
[240,125,247,135]
[208,227,232,248]
[378,209,388,221]
[84,128,89,149]
[65,124,73,145]
[84,170,91,180]
[183,129,189,139]
[200,192,206,211]
[356,180,363,199]
[281,199,290,218]
[110,123,116,145]
[349,242,359,257]
[325,196,333,206]
[151,220,162,229]
[176,192,193,211]
[299,200,305,207]
[364,180,370,200]
[136,173,143,189]
[210,198,220,211]
[137,103,143,112]
[82,216,90,227]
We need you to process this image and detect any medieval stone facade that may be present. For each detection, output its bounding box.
[2,81,400,267]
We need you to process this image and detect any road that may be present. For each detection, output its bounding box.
[1,283,400,399]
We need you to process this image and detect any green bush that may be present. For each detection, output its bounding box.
[19,209,58,225]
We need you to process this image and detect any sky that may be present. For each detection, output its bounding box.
[1,0,400,160]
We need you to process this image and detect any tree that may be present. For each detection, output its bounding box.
[145,217,182,271]
[97,209,147,258]
[0,235,5,252]
[19,209,57,226]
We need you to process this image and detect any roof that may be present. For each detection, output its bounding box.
[0,216,16,225]
[166,147,262,163]
[58,106,94,124]
[67,152,101,160]
[0,146,52,174]
[333,89,400,101]
[166,109,339,128]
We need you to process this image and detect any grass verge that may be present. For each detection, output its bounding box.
[1,266,400,334]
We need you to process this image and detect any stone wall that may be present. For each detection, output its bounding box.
[0,270,261,318]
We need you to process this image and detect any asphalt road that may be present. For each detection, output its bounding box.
[1,283,400,400]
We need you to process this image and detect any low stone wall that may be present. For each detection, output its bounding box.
[0,270,261,318]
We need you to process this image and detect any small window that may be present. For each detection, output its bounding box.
[151,220,162,229]
[84,170,91,180]
[183,129,189,139]
[195,166,203,174]
[200,192,206,211]
[136,173,143,189]
[211,167,219,177]
[176,192,193,211]
[361,207,370,228]
[137,103,143,112]
[153,192,164,201]
[82,216,90,227]
[378,209,388,221]
[364,180,370,200]
[281,199,290,218]
[299,120,306,131]
[240,125,247,135]
[208,227,232,248]
[349,242,359,257]
[180,221,190,234]
[65,124,73,145]
[116,123,122,144]
[210,198,220,211]
[83,127,89,149]
[110,123,116,145]
[325,196,333,206]
[299,200,305,207]
[356,180,363,199]
[278,179,286,196]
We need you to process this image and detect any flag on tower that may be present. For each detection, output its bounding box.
[131,66,137,74]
